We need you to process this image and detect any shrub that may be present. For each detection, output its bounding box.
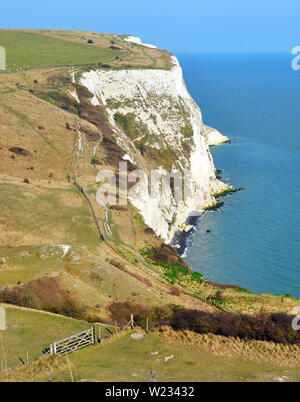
[150,305,180,323]
[126,271,152,287]
[170,286,182,296]
[169,309,300,344]
[0,277,85,320]
[215,290,224,300]
[108,302,182,329]
[204,280,249,292]
[108,301,149,325]
[144,228,155,235]
[191,272,204,284]
[110,205,128,211]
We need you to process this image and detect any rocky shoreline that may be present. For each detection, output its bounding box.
[171,178,244,259]
[171,210,204,257]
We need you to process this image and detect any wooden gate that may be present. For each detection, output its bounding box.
[50,327,96,355]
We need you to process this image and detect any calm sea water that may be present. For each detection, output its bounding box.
[176,53,300,297]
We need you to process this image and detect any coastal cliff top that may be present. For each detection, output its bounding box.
[0,29,173,73]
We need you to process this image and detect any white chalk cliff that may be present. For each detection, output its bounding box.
[123,35,157,49]
[80,56,228,243]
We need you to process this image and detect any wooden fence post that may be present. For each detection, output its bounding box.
[130,314,134,329]
[0,306,6,331]
[92,325,97,344]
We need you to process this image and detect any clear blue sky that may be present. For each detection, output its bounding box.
[1,0,299,52]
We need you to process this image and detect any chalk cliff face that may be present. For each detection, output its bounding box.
[80,56,228,243]
[123,35,157,49]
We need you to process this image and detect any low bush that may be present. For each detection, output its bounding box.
[110,205,128,211]
[125,271,152,287]
[108,301,148,326]
[170,286,182,296]
[108,301,182,329]
[204,280,250,293]
[106,258,152,287]
[169,309,300,344]
[0,277,85,320]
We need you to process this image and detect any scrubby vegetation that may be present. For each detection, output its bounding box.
[140,244,204,289]
[133,212,147,227]
[108,301,182,329]
[107,301,300,346]
[170,286,182,296]
[106,258,153,287]
[169,309,300,345]
[0,277,86,320]
[114,112,146,140]
[204,280,250,293]
[114,112,177,168]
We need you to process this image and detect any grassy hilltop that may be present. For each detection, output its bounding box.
[0,29,172,72]
[0,30,299,382]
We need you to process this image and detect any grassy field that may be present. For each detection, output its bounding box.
[0,305,92,370]
[0,30,172,73]
[0,182,99,250]
[1,307,300,382]
[0,31,124,72]
[40,331,300,382]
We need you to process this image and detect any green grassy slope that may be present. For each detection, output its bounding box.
[0,182,100,251]
[2,307,300,382]
[0,31,122,72]
[0,305,91,369]
[48,331,300,382]
[0,30,172,73]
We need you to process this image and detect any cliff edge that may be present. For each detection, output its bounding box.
[80,56,228,242]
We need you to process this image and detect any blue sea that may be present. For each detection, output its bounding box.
[176,53,300,297]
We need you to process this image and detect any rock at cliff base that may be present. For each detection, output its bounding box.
[204,125,230,146]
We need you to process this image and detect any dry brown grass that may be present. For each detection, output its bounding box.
[0,69,105,185]
[0,39,297,326]
[159,326,300,368]
[197,280,300,315]
[0,355,66,382]
[0,224,49,247]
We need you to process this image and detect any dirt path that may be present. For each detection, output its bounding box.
[67,82,237,314]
